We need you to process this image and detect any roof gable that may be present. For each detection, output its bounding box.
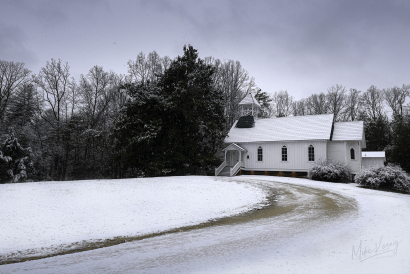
[225,114,334,143]
[222,143,247,152]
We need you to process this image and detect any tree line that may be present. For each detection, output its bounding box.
[1,45,409,182]
[0,46,261,182]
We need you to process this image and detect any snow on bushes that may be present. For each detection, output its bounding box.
[354,164,410,193]
[0,132,33,184]
[308,159,351,183]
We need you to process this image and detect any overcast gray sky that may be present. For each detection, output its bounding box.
[1,0,409,99]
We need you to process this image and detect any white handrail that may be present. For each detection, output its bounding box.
[230,161,242,176]
[215,161,226,176]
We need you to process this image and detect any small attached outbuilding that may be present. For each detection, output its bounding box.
[361,151,386,169]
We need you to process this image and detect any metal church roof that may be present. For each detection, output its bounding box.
[225,114,334,143]
[362,151,386,158]
[332,121,364,141]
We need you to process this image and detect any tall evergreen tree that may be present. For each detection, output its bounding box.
[390,114,410,172]
[114,45,226,176]
[363,114,391,151]
[159,45,226,173]
[114,82,165,176]
[254,88,272,118]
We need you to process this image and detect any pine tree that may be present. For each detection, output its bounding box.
[114,82,166,176]
[254,88,272,118]
[363,114,391,151]
[0,131,33,183]
[390,114,410,172]
[114,45,226,176]
[157,45,225,173]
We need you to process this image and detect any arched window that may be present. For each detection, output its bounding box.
[350,148,355,160]
[257,146,263,161]
[308,145,315,161]
[282,145,287,161]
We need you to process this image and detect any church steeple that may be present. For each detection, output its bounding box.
[238,93,261,117]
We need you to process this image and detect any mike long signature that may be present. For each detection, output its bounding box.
[352,236,402,262]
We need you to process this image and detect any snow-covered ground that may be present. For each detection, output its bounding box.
[1,175,410,274]
[0,176,269,261]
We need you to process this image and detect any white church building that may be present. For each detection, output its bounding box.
[215,94,384,177]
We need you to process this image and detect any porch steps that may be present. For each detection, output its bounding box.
[217,166,232,176]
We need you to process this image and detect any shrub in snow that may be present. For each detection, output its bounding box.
[0,132,33,183]
[354,164,410,193]
[308,159,351,183]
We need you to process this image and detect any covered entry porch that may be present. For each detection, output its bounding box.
[215,143,246,176]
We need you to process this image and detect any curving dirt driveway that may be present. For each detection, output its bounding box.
[2,176,410,274]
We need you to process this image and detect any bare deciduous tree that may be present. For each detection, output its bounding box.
[127,52,149,83]
[271,90,293,117]
[79,65,115,129]
[384,84,409,116]
[292,99,307,116]
[33,58,71,126]
[212,59,255,129]
[162,56,172,71]
[58,77,79,121]
[127,51,171,83]
[0,60,31,124]
[146,51,163,82]
[32,59,72,181]
[342,88,361,121]
[306,93,328,115]
[361,85,384,121]
[109,73,128,116]
[327,84,347,121]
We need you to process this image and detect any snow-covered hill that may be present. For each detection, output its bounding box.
[0,176,269,260]
[2,176,410,274]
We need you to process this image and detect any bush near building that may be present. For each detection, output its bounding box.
[308,159,351,183]
[354,164,410,193]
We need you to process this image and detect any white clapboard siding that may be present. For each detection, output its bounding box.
[362,158,385,169]
[345,141,362,174]
[327,141,345,162]
[327,141,362,174]
[361,151,386,170]
[237,141,326,172]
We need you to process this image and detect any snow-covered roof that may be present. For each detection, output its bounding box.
[238,93,261,108]
[222,143,247,152]
[225,114,334,143]
[332,121,364,141]
[362,151,386,158]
